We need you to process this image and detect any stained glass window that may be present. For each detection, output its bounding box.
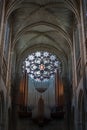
[22,51,61,81]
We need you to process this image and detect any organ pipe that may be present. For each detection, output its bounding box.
[19,71,28,107]
[55,69,64,106]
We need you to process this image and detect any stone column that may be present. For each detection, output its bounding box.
[80,0,87,130]
[72,24,79,130]
[0,0,5,78]
[3,18,13,130]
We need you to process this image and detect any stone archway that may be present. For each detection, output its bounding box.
[78,90,85,130]
[0,91,5,130]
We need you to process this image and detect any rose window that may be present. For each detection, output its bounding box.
[22,51,61,81]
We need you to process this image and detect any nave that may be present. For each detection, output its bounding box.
[0,0,87,130]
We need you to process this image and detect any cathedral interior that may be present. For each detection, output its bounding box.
[0,0,87,130]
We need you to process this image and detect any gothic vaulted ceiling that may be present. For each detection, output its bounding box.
[6,0,80,75]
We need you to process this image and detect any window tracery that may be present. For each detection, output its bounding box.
[22,51,61,81]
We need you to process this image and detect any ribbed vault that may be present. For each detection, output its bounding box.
[6,0,80,78]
